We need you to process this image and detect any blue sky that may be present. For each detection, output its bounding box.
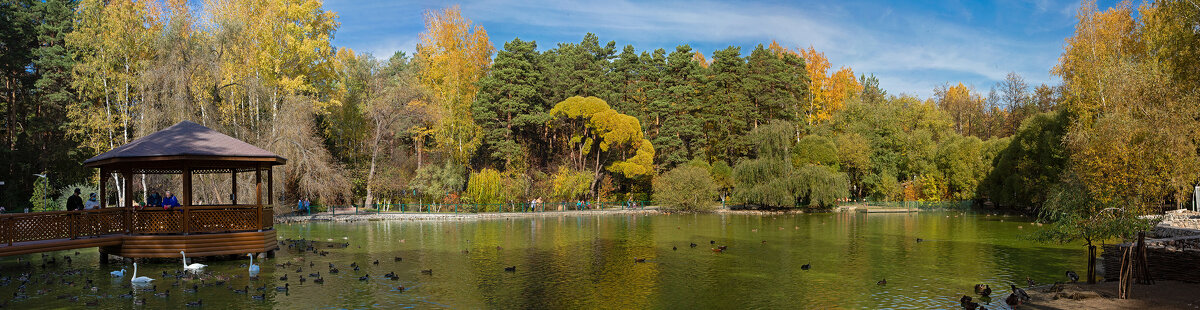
[323,0,1122,99]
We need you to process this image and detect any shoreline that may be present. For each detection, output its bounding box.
[274,208,662,223]
[271,208,841,224]
[1023,280,1200,309]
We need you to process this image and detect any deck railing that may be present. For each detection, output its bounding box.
[0,205,273,246]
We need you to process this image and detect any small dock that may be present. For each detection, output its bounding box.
[837,204,920,213]
[864,208,919,213]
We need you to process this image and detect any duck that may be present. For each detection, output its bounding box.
[960,295,978,309]
[275,283,289,292]
[394,257,403,262]
[801,263,811,270]
[974,284,991,297]
[633,257,646,263]
[252,293,266,300]
[186,299,203,307]
[247,254,260,275]
[709,240,715,245]
[359,275,370,281]
[711,248,723,253]
[1010,284,1030,302]
[180,251,206,273]
[1026,277,1036,287]
[110,268,126,278]
[877,278,887,286]
[329,267,339,274]
[313,277,324,284]
[279,274,288,281]
[1066,270,1079,283]
[154,290,170,298]
[234,286,248,294]
[916,238,925,242]
[421,269,433,275]
[130,263,154,284]
[504,266,516,272]
[396,285,406,291]
[1005,293,1022,307]
[373,260,379,265]
[299,275,307,283]
[689,243,697,248]
[718,245,728,251]
[672,246,677,251]
[184,284,198,293]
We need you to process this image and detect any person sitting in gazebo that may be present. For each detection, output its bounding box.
[163,190,181,209]
[84,193,99,210]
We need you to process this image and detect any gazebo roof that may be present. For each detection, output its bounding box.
[83,121,286,172]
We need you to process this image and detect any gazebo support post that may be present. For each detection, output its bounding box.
[183,167,192,235]
[267,167,273,205]
[99,168,107,209]
[122,170,133,234]
[256,167,262,232]
[231,169,237,205]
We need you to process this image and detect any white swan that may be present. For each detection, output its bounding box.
[130,263,154,283]
[180,251,206,273]
[247,253,260,275]
[110,268,126,278]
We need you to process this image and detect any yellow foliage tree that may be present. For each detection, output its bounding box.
[769,42,861,124]
[415,6,494,164]
[1052,0,1141,123]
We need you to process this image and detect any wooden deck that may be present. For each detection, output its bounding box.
[0,206,277,258]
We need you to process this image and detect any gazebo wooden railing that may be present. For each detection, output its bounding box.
[0,205,273,247]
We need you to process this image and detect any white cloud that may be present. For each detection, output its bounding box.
[325,0,1075,98]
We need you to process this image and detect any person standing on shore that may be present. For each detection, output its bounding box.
[66,188,83,211]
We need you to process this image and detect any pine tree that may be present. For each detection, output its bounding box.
[473,38,547,170]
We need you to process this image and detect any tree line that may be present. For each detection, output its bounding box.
[1,1,1196,216]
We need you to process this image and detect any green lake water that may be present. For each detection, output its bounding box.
[0,212,1086,309]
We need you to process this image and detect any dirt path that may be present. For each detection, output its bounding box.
[1022,281,1200,309]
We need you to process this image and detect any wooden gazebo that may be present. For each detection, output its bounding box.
[0,121,285,259]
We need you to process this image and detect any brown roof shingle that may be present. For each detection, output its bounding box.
[83,121,284,165]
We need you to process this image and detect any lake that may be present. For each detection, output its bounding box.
[0,211,1085,309]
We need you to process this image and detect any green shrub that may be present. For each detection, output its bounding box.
[30,176,54,211]
[654,165,718,211]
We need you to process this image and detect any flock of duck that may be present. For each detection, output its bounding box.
[959,271,1081,309]
[0,237,448,308]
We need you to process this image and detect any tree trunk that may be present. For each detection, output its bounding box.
[1088,245,1097,284]
[365,119,384,208]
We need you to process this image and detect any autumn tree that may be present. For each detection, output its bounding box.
[547,96,654,198]
[415,5,493,164]
[770,42,860,124]
[934,82,985,137]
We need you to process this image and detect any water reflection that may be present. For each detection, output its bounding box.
[0,212,1084,309]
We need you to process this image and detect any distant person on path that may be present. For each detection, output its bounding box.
[84,193,99,210]
[304,198,311,213]
[66,188,84,211]
[163,191,181,209]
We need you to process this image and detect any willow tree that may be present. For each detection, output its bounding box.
[547,96,654,199]
[732,121,848,209]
